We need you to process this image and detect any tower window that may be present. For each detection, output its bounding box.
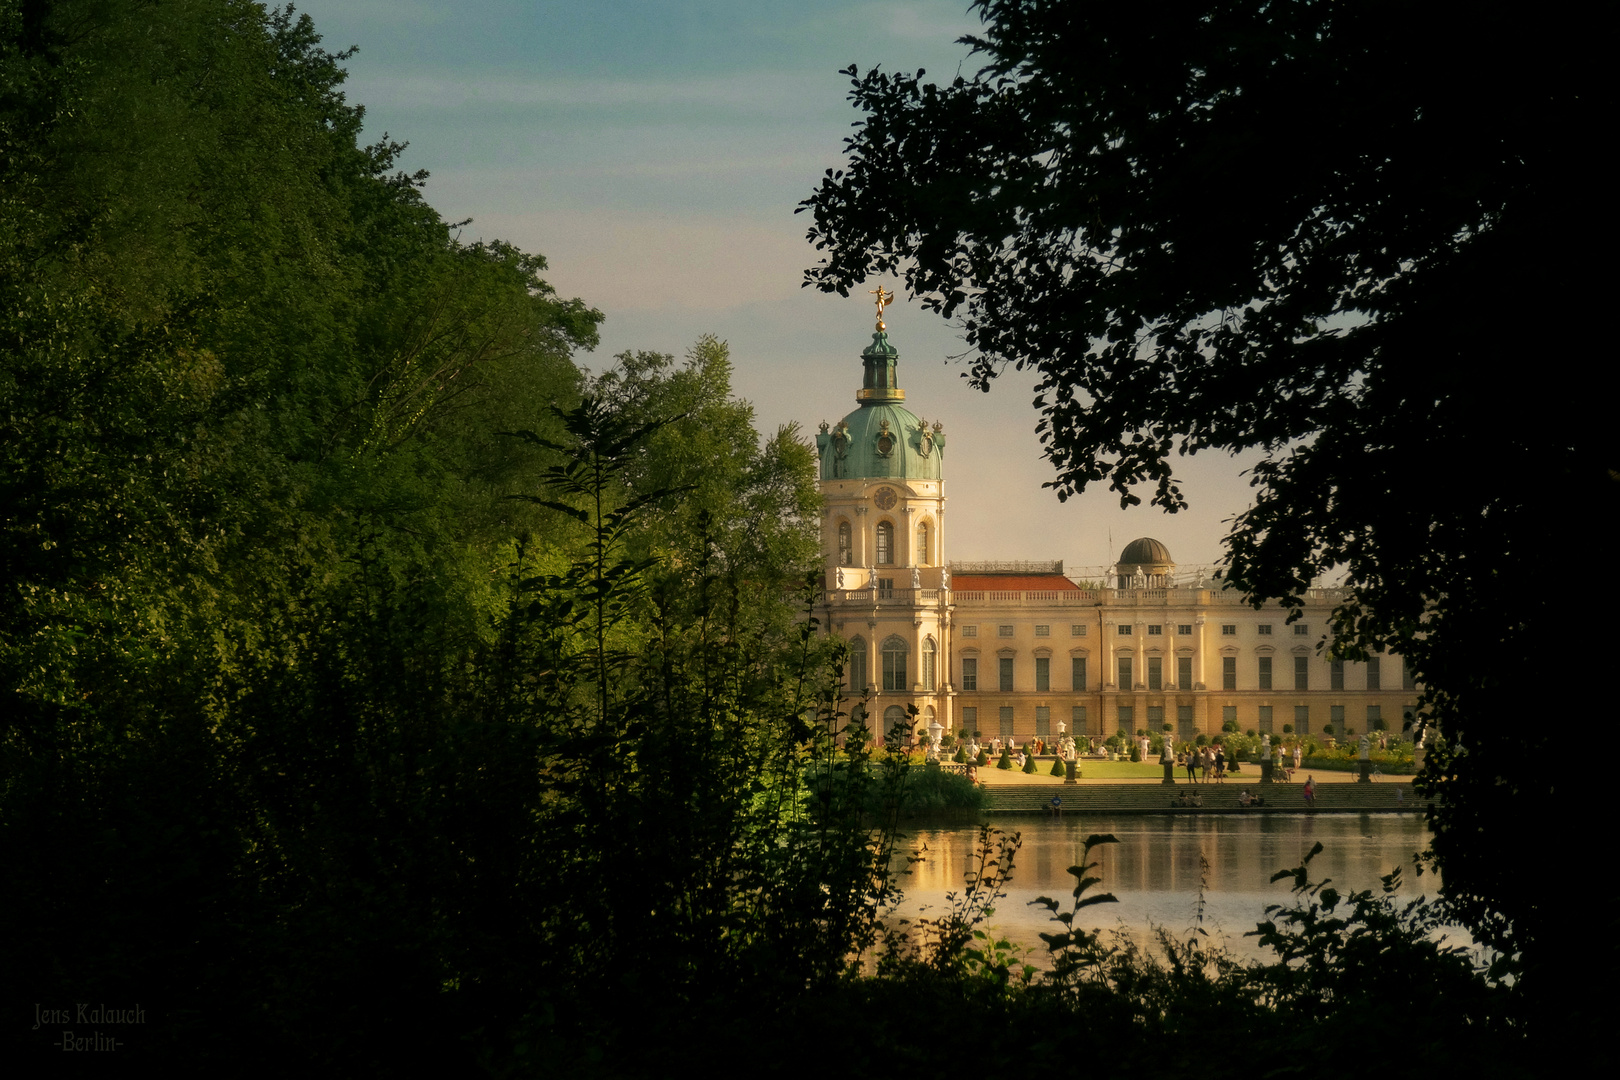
[875,521,894,565]
[882,636,908,691]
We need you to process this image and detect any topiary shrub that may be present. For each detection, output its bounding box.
[976,749,991,767]
[1050,756,1066,777]
[1023,750,1038,774]
[1246,729,1257,737]
[953,745,967,764]
[1282,723,1294,734]
[1221,717,1239,734]
[1194,734,1208,747]
[1323,724,1335,736]
[1129,742,1142,762]
[997,746,1013,770]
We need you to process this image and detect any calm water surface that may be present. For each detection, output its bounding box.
[893,814,1440,958]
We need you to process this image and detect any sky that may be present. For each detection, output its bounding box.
[293,0,1263,575]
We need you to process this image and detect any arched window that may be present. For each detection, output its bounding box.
[921,636,937,691]
[847,636,867,692]
[916,520,931,566]
[875,520,894,565]
[837,520,853,566]
[882,635,908,691]
[883,704,907,740]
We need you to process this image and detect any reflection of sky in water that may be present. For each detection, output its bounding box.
[891,814,1445,960]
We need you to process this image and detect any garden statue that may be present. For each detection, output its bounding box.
[1359,734,1370,760]
[911,566,921,590]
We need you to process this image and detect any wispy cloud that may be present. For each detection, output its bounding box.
[356,70,839,118]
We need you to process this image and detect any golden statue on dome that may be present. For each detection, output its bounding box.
[869,285,894,330]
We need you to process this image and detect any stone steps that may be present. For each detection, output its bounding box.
[983,781,1426,814]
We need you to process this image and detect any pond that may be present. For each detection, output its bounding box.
[892,813,1441,960]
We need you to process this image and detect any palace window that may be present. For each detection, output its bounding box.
[1071,657,1088,691]
[1147,656,1162,690]
[1294,655,1309,691]
[1222,656,1237,691]
[961,657,977,691]
[1147,705,1164,729]
[1258,624,1272,635]
[998,625,1014,637]
[1035,656,1050,692]
[961,625,977,638]
[881,636,907,691]
[1118,705,1134,727]
[1258,656,1273,690]
[962,706,977,730]
[1178,705,1195,736]
[1177,656,1192,688]
[1295,705,1310,734]
[1294,623,1309,636]
[875,520,894,565]
[1367,704,1383,728]
[1148,624,1163,636]
[1366,657,1382,691]
[1117,624,1133,636]
[847,636,867,691]
[1330,659,1344,690]
[1402,660,1416,690]
[921,637,937,691]
[999,707,1014,737]
[1117,657,1133,689]
[1221,624,1236,636]
[1035,624,1050,637]
[1070,624,1088,636]
[1331,705,1345,726]
[1035,707,1050,736]
[1222,705,1237,727]
[915,520,931,566]
[1259,705,1273,732]
[877,577,893,599]
[837,520,852,566]
[1177,624,1193,635]
[1072,705,1088,732]
[999,657,1014,692]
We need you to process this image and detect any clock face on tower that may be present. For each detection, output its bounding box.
[873,487,898,511]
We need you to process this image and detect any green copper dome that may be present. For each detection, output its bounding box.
[816,330,945,481]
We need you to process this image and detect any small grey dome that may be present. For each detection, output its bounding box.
[1119,537,1172,565]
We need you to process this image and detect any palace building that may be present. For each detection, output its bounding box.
[813,309,1417,745]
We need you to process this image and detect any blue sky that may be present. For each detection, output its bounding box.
[294,0,1260,572]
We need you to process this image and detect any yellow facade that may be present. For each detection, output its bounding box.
[814,324,1416,745]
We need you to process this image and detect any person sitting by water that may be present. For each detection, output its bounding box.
[1238,788,1253,807]
[1191,791,1203,808]
[1302,775,1316,808]
[1047,795,1062,817]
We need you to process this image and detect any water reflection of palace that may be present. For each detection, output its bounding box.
[897,816,1437,956]
[814,314,1418,746]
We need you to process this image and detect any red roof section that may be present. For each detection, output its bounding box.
[953,573,1084,592]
